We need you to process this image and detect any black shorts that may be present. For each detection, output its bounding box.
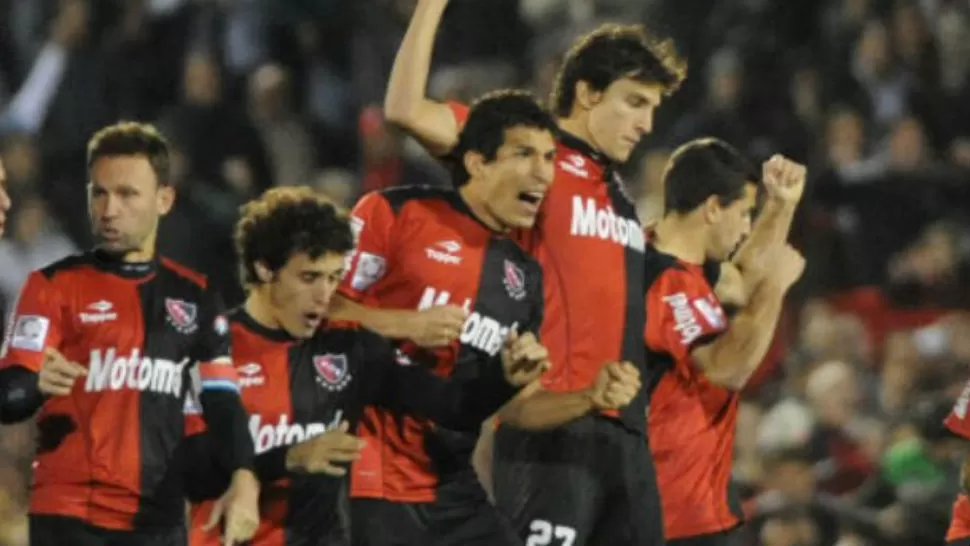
[350,472,521,546]
[492,415,664,546]
[29,514,186,546]
[667,530,737,546]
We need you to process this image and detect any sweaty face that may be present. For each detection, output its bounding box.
[0,160,9,238]
[586,78,662,162]
[267,252,346,339]
[480,126,557,230]
[708,183,757,262]
[89,155,173,258]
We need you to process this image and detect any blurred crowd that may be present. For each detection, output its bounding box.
[1,0,969,545]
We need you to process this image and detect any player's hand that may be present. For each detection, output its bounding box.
[285,421,366,476]
[202,469,260,545]
[747,243,806,293]
[407,305,468,348]
[37,348,87,396]
[587,362,641,410]
[500,330,550,387]
[761,154,806,205]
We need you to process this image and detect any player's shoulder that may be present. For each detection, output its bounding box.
[644,247,710,292]
[37,251,96,280]
[375,185,457,214]
[159,256,209,289]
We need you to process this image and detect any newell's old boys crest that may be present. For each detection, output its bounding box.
[502,260,527,301]
[165,298,198,334]
[314,354,352,392]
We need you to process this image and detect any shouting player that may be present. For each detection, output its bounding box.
[0,122,259,545]
[181,186,546,545]
[366,2,683,544]
[0,158,9,238]
[645,139,806,545]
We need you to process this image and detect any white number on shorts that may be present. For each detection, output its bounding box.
[526,519,577,546]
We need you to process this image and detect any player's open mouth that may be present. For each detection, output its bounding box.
[303,312,323,324]
[517,191,543,206]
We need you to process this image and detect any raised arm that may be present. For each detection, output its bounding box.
[732,155,806,274]
[687,245,804,390]
[383,0,462,156]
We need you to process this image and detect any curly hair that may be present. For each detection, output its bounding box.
[550,24,687,117]
[87,121,171,186]
[234,187,354,286]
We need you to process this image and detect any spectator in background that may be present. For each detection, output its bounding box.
[246,63,315,188]
[0,194,76,306]
[0,158,10,241]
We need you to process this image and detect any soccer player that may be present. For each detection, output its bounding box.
[352,2,682,544]
[0,158,9,238]
[337,90,637,546]
[180,186,548,545]
[942,382,970,545]
[644,138,806,545]
[0,122,259,545]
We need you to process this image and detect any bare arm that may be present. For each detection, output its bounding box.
[384,0,461,156]
[330,295,420,340]
[691,280,788,391]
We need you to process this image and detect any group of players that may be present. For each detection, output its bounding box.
[0,2,967,546]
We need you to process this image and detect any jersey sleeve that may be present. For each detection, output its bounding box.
[191,291,238,393]
[340,192,397,303]
[0,271,64,372]
[447,101,469,128]
[946,379,970,440]
[644,269,722,379]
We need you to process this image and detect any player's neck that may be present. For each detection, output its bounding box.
[458,183,507,233]
[652,215,707,264]
[244,291,283,332]
[123,231,157,263]
[556,116,598,153]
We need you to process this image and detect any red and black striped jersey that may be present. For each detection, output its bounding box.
[183,309,518,545]
[643,248,743,539]
[447,102,649,432]
[340,186,544,503]
[0,251,238,531]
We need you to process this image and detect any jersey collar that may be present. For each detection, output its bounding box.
[90,249,158,279]
[233,307,298,344]
[555,128,614,172]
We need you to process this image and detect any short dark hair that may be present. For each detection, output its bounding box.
[234,187,354,286]
[87,121,171,186]
[662,138,760,215]
[551,24,686,118]
[451,89,556,186]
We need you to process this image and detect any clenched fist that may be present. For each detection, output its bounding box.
[406,305,468,348]
[761,154,807,205]
[501,330,550,387]
[38,348,87,396]
[587,362,641,410]
[285,421,366,476]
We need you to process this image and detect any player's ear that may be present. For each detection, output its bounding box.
[254,261,274,283]
[575,80,602,111]
[703,195,723,225]
[156,184,175,216]
[463,150,487,180]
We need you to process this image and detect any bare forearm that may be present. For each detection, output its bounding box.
[383,0,458,154]
[498,388,594,430]
[329,296,413,340]
[698,283,787,390]
[733,200,796,270]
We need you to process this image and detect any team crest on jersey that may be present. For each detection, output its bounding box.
[502,260,527,301]
[165,298,198,334]
[313,354,352,391]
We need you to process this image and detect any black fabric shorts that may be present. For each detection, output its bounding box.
[667,529,737,546]
[350,472,521,546]
[29,514,186,546]
[492,415,665,546]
